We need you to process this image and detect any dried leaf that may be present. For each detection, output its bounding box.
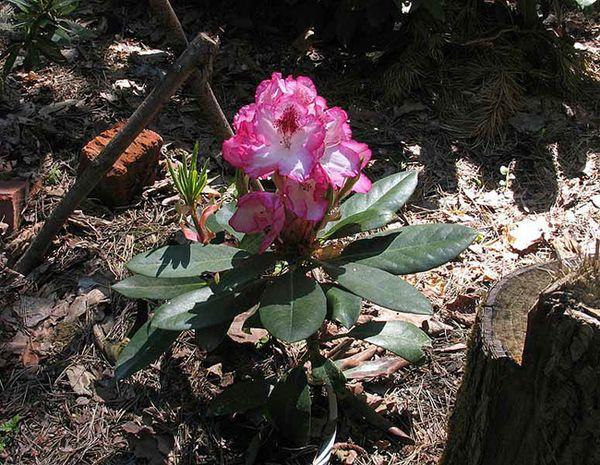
[506,217,550,252]
[435,342,467,353]
[14,296,54,328]
[66,365,97,396]
[228,311,268,345]
[343,357,409,380]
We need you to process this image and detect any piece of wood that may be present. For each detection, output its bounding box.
[14,33,218,275]
[442,258,600,465]
[149,0,234,140]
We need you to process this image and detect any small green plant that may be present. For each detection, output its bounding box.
[167,143,217,243]
[0,415,21,454]
[46,162,61,185]
[1,0,87,77]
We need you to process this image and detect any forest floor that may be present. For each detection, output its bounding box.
[0,1,599,464]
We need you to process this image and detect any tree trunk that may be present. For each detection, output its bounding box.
[442,258,600,465]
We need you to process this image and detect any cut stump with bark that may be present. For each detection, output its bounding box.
[442,257,600,465]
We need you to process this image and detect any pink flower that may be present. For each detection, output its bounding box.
[255,73,319,110]
[223,100,325,182]
[281,167,329,222]
[317,107,372,192]
[229,192,285,253]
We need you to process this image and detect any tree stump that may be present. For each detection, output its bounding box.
[442,258,600,465]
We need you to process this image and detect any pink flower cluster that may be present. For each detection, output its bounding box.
[223,73,372,253]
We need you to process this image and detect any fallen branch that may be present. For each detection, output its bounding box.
[149,0,234,140]
[15,33,218,275]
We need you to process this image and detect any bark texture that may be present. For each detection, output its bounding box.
[442,259,600,465]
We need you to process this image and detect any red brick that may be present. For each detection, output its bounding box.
[78,122,163,207]
[0,179,28,235]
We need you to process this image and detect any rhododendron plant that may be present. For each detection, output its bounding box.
[113,73,477,459]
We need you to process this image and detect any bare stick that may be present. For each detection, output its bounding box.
[149,0,234,140]
[149,0,263,191]
[15,33,218,275]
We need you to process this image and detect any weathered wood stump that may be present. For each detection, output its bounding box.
[442,258,600,465]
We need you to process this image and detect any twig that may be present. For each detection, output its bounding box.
[14,33,218,275]
[460,27,517,47]
[149,0,233,140]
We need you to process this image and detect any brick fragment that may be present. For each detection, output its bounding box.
[79,122,163,207]
[0,179,28,235]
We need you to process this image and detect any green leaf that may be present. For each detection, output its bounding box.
[321,171,418,239]
[213,252,277,294]
[258,269,327,343]
[348,320,430,363]
[153,280,265,331]
[2,46,20,77]
[267,367,311,445]
[151,287,240,330]
[338,224,477,275]
[205,202,241,239]
[574,0,597,7]
[195,321,231,352]
[35,37,66,63]
[6,0,31,13]
[238,233,264,254]
[311,356,347,393]
[325,285,361,329]
[112,275,206,300]
[325,262,432,315]
[207,380,272,417]
[126,243,250,278]
[115,321,179,380]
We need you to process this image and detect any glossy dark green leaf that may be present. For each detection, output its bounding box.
[311,356,347,393]
[112,275,206,300]
[338,224,477,274]
[321,171,418,238]
[325,285,362,329]
[35,38,66,63]
[238,233,264,254]
[195,321,231,352]
[126,243,250,278]
[324,209,397,239]
[258,270,326,343]
[267,367,311,445]
[326,262,432,315]
[348,320,430,362]
[2,46,20,77]
[151,287,241,330]
[213,253,277,294]
[207,379,273,417]
[115,321,179,380]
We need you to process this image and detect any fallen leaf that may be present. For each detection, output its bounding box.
[423,318,453,335]
[373,307,431,328]
[13,296,54,327]
[506,217,550,252]
[21,342,40,366]
[435,342,467,353]
[343,357,409,380]
[206,363,223,379]
[66,365,97,396]
[228,311,269,345]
